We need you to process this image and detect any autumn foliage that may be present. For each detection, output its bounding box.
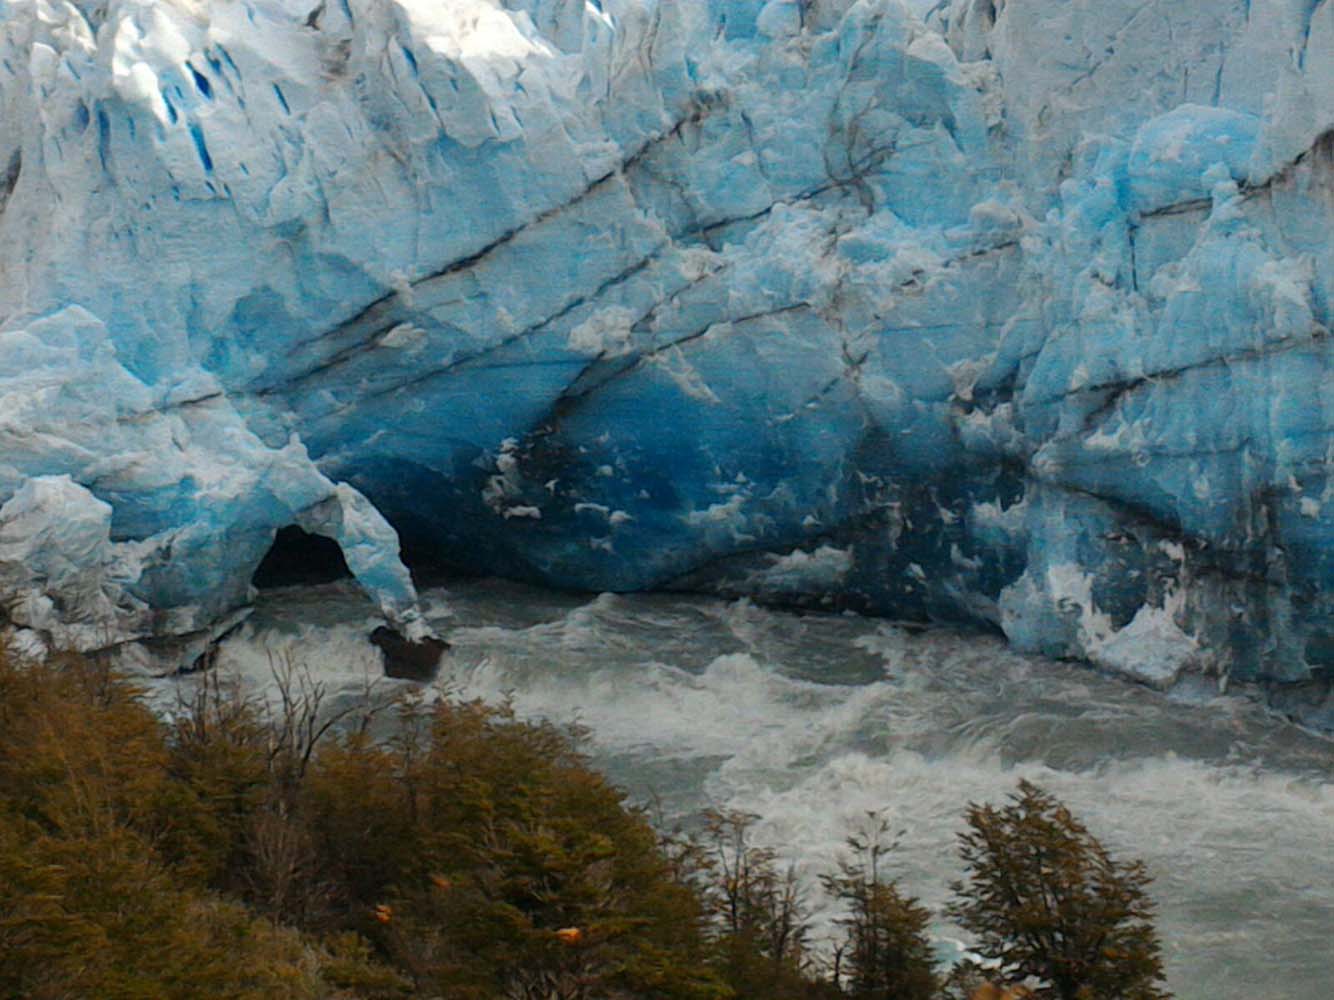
[946,781,1170,1000]
[0,651,716,999]
[0,648,1172,999]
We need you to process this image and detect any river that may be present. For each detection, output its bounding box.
[172,578,1334,1000]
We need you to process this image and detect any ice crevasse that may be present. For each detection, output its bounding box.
[1,0,1333,703]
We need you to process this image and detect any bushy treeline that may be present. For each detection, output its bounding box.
[0,650,1171,1000]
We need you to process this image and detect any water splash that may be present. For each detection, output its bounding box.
[173,579,1334,1000]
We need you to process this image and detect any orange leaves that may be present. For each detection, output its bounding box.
[554,926,583,946]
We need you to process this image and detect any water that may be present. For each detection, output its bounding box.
[179,579,1334,1000]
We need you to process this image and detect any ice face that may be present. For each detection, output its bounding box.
[0,0,1331,688]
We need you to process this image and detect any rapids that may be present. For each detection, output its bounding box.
[160,580,1334,1000]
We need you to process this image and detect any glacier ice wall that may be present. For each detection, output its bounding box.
[1,0,1332,691]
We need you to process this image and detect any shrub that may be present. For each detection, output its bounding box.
[822,813,937,1000]
[311,697,727,999]
[0,652,390,999]
[0,646,1177,1000]
[0,652,169,840]
[696,809,822,999]
[946,781,1171,1000]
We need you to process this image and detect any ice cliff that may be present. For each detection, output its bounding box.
[1,0,1332,697]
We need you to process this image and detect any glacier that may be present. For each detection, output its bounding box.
[0,0,1332,704]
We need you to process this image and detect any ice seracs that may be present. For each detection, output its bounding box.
[0,0,1331,699]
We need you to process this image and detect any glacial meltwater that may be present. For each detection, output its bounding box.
[171,580,1334,1000]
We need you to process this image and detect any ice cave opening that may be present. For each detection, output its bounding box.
[251,525,352,590]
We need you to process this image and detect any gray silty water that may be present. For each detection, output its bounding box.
[196,580,1334,1000]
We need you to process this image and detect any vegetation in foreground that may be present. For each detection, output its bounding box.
[0,649,1171,999]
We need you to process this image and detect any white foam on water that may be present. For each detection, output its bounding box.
[444,638,897,764]
[151,584,403,721]
[721,749,1334,993]
[176,580,1334,1000]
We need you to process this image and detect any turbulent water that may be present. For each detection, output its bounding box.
[167,580,1334,1000]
